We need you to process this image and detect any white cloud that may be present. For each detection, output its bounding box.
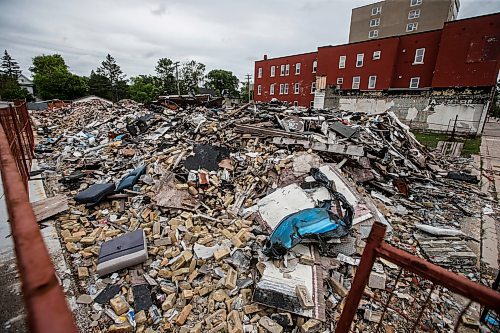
[0,0,498,82]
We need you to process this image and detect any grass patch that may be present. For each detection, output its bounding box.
[412,132,481,156]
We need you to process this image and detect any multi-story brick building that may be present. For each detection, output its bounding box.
[253,13,500,108]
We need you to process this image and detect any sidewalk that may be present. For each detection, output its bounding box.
[480,120,500,272]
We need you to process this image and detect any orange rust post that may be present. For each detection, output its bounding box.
[336,222,386,333]
[0,124,78,333]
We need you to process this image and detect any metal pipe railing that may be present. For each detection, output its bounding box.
[336,222,500,332]
[0,123,78,333]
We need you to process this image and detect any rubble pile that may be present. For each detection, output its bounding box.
[32,100,495,332]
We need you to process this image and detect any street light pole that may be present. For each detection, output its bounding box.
[174,61,180,95]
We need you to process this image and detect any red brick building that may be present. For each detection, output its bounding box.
[253,13,500,107]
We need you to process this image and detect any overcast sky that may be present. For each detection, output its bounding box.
[1,0,499,83]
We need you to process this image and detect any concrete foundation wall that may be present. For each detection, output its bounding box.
[323,89,491,135]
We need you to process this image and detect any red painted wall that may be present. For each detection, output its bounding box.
[432,14,500,88]
[253,52,317,107]
[391,30,442,89]
[317,38,399,90]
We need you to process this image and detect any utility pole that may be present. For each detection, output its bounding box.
[174,61,180,95]
[245,74,252,103]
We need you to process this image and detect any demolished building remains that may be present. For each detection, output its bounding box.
[29,97,499,332]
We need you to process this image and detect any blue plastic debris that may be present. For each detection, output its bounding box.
[115,165,146,192]
[262,168,354,258]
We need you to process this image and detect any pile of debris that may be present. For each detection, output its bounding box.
[31,100,495,332]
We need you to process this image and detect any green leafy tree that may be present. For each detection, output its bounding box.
[1,50,22,78]
[129,75,161,104]
[179,60,205,94]
[205,69,239,97]
[155,58,177,95]
[0,75,34,101]
[239,81,253,102]
[88,70,113,100]
[96,54,128,101]
[30,54,87,100]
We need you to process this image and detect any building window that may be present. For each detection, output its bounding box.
[257,85,262,95]
[408,9,420,19]
[258,68,262,78]
[352,76,360,89]
[410,77,420,89]
[373,51,381,60]
[337,77,344,85]
[356,54,364,67]
[280,65,285,76]
[406,22,418,32]
[370,18,380,27]
[311,82,316,94]
[414,48,425,64]
[284,83,289,94]
[368,75,377,89]
[294,83,300,94]
[294,101,298,107]
[312,60,318,73]
[279,83,284,94]
[339,56,346,69]
[270,84,275,95]
[285,64,290,76]
[310,101,314,108]
[410,0,422,6]
[372,6,381,15]
[295,63,301,75]
[270,66,275,77]
[369,30,379,39]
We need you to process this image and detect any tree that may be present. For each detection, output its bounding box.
[88,70,113,100]
[0,75,34,101]
[129,75,161,104]
[96,54,128,101]
[205,69,239,97]
[239,81,253,102]
[30,54,87,100]
[179,60,205,94]
[1,50,22,78]
[155,58,177,95]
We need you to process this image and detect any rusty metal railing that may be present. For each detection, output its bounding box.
[0,112,78,332]
[0,102,34,187]
[336,222,500,332]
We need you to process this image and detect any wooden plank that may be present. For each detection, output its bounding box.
[31,195,69,222]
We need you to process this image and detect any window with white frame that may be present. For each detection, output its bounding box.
[368,75,377,89]
[339,56,346,69]
[293,101,298,107]
[285,64,290,76]
[294,83,300,94]
[373,51,381,60]
[258,68,262,78]
[410,77,420,89]
[414,48,425,64]
[352,76,360,89]
[312,60,318,73]
[257,85,262,95]
[356,53,364,67]
[410,0,422,6]
[270,84,275,95]
[311,82,316,94]
[369,30,379,39]
[372,6,381,15]
[270,66,275,77]
[279,84,284,94]
[284,83,289,94]
[280,65,285,76]
[337,77,344,85]
[406,22,418,32]
[370,18,380,27]
[408,9,420,19]
[295,63,301,75]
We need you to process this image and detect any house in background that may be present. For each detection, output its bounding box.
[17,74,34,95]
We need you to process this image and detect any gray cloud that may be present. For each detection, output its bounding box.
[0,0,498,83]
